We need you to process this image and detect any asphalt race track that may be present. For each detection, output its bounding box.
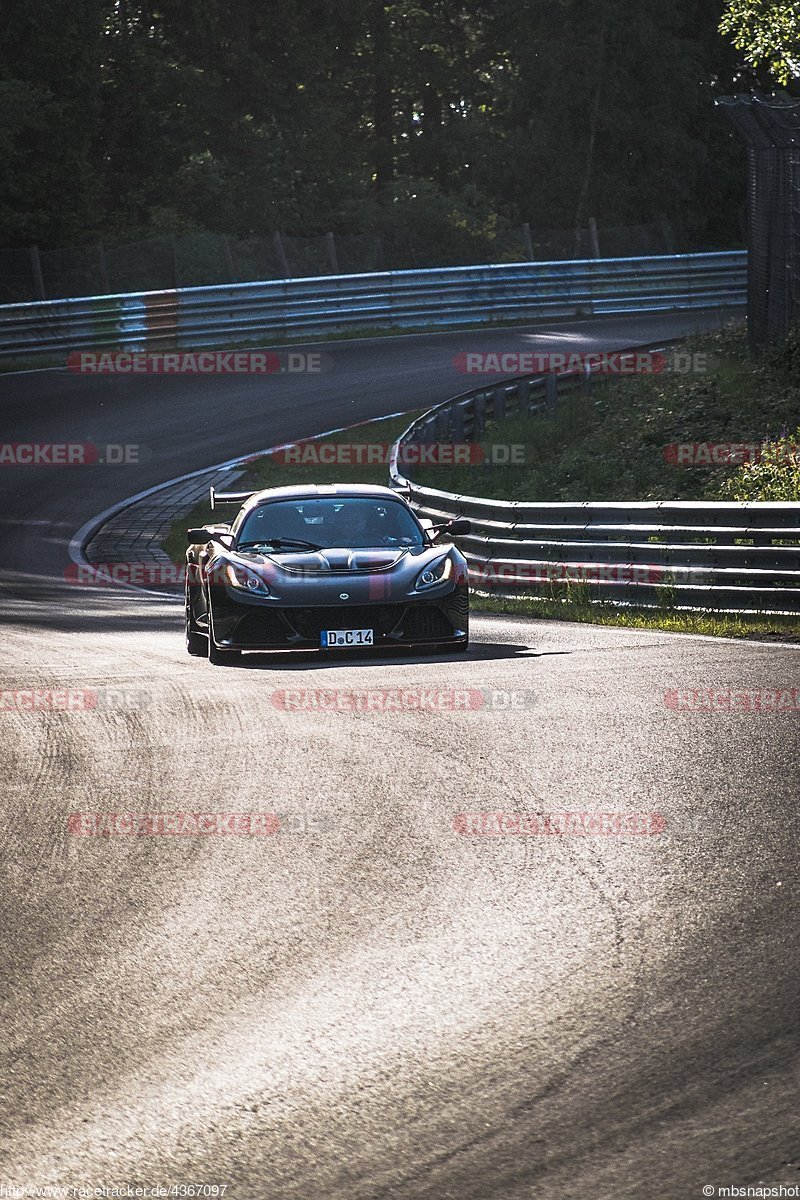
[1,312,798,1200]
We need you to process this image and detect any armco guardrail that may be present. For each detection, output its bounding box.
[0,251,745,359]
[388,349,800,614]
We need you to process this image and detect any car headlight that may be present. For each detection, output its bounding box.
[415,556,452,590]
[225,562,270,595]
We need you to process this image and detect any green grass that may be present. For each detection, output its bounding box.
[240,412,421,490]
[472,591,800,642]
[409,325,800,502]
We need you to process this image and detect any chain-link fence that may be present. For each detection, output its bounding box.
[0,219,692,304]
[718,93,800,346]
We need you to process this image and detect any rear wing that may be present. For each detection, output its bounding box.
[209,486,257,512]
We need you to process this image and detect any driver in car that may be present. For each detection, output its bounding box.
[328,505,378,546]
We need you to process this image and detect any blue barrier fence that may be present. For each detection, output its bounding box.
[0,251,746,359]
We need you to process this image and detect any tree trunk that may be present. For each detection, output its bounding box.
[574,10,608,253]
[373,1,393,192]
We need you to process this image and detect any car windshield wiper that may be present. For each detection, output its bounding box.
[237,537,323,551]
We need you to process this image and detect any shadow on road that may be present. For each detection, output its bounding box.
[209,641,545,670]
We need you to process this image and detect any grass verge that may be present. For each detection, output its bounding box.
[472,590,800,642]
[410,324,800,501]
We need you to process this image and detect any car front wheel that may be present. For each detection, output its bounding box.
[185,578,206,657]
[207,611,240,666]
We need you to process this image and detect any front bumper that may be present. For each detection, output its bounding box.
[208,585,469,651]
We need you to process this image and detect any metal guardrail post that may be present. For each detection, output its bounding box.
[96,243,111,296]
[326,233,339,274]
[589,217,601,258]
[273,232,290,278]
[29,247,45,301]
[222,236,235,281]
[473,392,487,438]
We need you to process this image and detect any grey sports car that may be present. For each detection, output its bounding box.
[185,483,471,663]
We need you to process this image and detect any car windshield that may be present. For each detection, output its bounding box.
[237,497,424,550]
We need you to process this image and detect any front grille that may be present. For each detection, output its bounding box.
[402,606,455,640]
[231,600,460,646]
[286,605,406,640]
[233,610,293,645]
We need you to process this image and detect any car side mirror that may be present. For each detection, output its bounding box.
[187,527,233,546]
[431,518,471,540]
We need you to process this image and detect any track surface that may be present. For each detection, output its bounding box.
[1,313,798,1199]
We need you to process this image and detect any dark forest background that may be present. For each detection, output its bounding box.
[0,1,792,261]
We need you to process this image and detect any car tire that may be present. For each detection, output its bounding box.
[439,639,469,653]
[207,611,240,666]
[186,622,207,657]
[185,576,206,656]
[424,638,468,655]
[208,640,239,665]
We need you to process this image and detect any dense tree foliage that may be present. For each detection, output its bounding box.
[0,1,763,253]
[719,0,800,86]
